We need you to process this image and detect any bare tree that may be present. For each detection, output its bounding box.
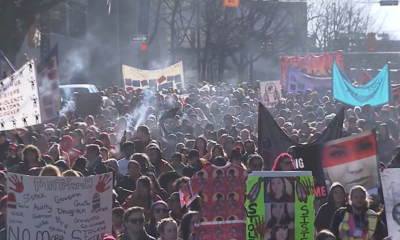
[228,2,304,80]
[0,0,68,64]
[308,0,378,52]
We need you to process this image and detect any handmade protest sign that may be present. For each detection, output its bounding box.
[245,171,315,240]
[0,59,41,130]
[260,81,281,108]
[381,169,400,239]
[7,172,113,240]
[293,144,327,199]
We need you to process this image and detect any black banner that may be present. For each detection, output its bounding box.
[293,144,327,199]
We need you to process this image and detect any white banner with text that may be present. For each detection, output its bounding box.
[7,172,113,240]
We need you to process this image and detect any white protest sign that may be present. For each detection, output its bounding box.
[122,61,185,90]
[7,172,113,240]
[260,80,281,107]
[381,169,400,239]
[0,59,41,130]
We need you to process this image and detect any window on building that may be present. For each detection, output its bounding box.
[68,1,87,39]
[48,3,68,36]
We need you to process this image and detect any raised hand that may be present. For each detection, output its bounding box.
[9,174,24,193]
[96,174,112,193]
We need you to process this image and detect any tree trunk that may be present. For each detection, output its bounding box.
[237,66,245,82]
[217,49,225,83]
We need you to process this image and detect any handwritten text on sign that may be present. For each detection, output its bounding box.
[0,59,41,130]
[7,173,113,240]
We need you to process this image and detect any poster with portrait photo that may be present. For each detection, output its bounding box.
[321,130,380,195]
[264,177,295,203]
[293,144,327,199]
[381,169,400,239]
[246,171,315,240]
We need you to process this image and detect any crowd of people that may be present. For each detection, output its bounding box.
[0,81,397,240]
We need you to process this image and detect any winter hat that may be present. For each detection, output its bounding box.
[149,200,168,215]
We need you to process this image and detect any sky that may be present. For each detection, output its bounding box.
[370,3,400,39]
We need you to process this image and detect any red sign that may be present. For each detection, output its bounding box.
[280,51,344,89]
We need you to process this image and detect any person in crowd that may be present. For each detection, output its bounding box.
[145,172,169,200]
[118,141,135,176]
[272,153,294,171]
[122,176,162,216]
[330,185,387,240]
[157,218,181,240]
[86,144,109,174]
[39,165,61,176]
[146,145,174,177]
[158,172,182,195]
[315,230,335,240]
[315,182,348,232]
[0,196,8,239]
[178,211,198,240]
[377,123,396,164]
[247,154,264,172]
[182,150,206,177]
[168,192,185,225]
[117,160,142,203]
[112,207,125,233]
[146,201,170,238]
[119,207,156,240]
[170,153,185,175]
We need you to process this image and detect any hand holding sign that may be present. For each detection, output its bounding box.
[96,174,112,193]
[9,174,24,193]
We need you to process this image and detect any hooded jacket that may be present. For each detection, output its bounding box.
[315,182,347,232]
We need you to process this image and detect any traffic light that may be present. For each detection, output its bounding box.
[366,33,376,51]
[380,0,398,6]
[141,45,147,50]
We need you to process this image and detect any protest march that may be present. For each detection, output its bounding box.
[2,1,400,240]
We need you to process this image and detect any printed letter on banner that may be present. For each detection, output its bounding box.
[7,173,113,240]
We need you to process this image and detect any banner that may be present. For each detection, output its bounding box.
[286,66,331,96]
[381,168,400,239]
[0,59,42,130]
[332,61,391,107]
[37,44,61,122]
[258,103,344,169]
[0,50,16,79]
[123,62,185,91]
[321,130,380,195]
[246,171,315,240]
[293,144,327,199]
[7,172,113,240]
[280,51,344,89]
[260,81,281,107]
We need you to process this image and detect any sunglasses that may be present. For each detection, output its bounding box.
[281,161,292,166]
[127,218,144,224]
[154,208,169,214]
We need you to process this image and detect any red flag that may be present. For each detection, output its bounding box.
[157,76,166,84]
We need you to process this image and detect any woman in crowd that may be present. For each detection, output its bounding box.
[315,183,348,232]
[146,201,170,238]
[146,146,174,177]
[194,137,207,157]
[39,165,61,176]
[330,185,387,240]
[122,176,162,216]
[377,123,396,164]
[119,207,156,240]
[178,211,198,240]
[272,153,294,171]
[157,218,181,240]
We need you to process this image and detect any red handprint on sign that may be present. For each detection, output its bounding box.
[9,174,24,193]
[96,174,112,193]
